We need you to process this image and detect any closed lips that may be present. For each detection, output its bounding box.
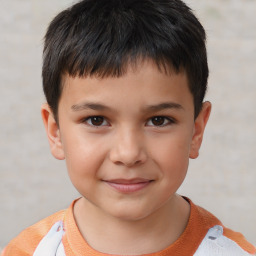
[104,179,153,193]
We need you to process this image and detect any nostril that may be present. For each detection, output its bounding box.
[125,159,142,167]
[109,136,147,167]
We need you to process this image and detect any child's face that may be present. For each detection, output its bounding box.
[42,60,210,221]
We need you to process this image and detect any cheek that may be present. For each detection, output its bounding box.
[151,132,191,160]
[62,132,109,178]
[149,133,191,177]
[63,136,110,198]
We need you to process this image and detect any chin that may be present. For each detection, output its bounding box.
[106,205,156,222]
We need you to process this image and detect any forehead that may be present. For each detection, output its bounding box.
[61,58,184,88]
[59,60,193,113]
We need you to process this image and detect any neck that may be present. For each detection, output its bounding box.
[74,195,190,255]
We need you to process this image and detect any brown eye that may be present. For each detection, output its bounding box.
[151,117,165,126]
[146,116,173,127]
[91,117,104,126]
[86,116,107,126]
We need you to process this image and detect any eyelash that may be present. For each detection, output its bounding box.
[82,116,175,127]
[83,116,109,127]
[146,116,175,127]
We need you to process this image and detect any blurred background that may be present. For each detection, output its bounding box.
[0,0,255,248]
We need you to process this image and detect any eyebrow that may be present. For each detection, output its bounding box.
[71,102,111,111]
[71,101,183,113]
[144,102,184,112]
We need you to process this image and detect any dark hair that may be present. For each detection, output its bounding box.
[43,0,208,120]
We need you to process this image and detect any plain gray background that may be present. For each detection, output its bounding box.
[0,0,255,248]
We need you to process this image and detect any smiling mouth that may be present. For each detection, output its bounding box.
[104,179,153,193]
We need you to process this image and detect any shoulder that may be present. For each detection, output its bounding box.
[190,200,256,255]
[2,209,66,256]
[223,226,255,255]
[194,224,256,256]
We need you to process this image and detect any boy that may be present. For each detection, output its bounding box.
[2,0,255,255]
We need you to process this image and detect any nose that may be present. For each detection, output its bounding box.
[109,128,147,167]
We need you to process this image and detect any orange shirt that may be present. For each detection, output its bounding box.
[2,198,255,256]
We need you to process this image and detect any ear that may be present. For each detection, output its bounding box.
[41,104,65,160]
[189,101,211,159]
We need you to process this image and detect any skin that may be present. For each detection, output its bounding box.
[41,60,211,255]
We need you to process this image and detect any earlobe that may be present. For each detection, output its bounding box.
[41,104,65,160]
[189,101,211,159]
